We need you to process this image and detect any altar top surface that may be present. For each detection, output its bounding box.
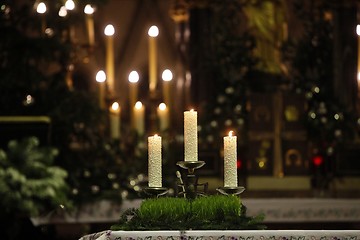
[80,230,360,240]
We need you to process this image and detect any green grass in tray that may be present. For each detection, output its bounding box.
[111,195,266,230]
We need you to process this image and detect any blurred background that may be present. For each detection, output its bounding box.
[0,0,360,239]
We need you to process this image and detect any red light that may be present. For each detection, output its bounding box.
[237,159,242,169]
[312,155,324,167]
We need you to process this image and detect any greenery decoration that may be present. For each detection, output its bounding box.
[0,137,71,217]
[111,195,266,231]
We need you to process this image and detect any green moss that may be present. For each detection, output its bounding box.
[111,195,266,231]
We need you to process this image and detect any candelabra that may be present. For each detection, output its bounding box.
[176,160,208,199]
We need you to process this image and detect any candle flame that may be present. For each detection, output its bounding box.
[111,102,120,111]
[128,71,139,83]
[36,2,46,14]
[357,25,360,36]
[104,24,115,36]
[84,4,95,15]
[228,131,234,137]
[148,25,159,37]
[65,0,75,10]
[154,134,158,137]
[162,69,173,81]
[58,6,67,17]
[158,103,167,111]
[96,70,106,83]
[135,101,143,109]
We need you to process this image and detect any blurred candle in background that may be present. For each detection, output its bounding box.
[148,25,159,93]
[148,134,162,187]
[84,4,95,47]
[96,70,106,109]
[134,101,145,136]
[223,131,238,187]
[157,103,169,132]
[104,24,115,95]
[109,102,121,139]
[162,69,173,108]
[36,2,47,34]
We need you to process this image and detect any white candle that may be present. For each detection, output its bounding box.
[184,109,198,161]
[134,101,145,136]
[148,25,159,93]
[157,103,169,131]
[96,70,106,109]
[36,2,47,34]
[224,131,238,187]
[104,24,115,95]
[162,69,173,107]
[148,134,162,187]
[109,102,121,139]
[84,4,95,46]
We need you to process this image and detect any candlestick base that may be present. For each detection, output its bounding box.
[176,161,205,174]
[143,187,169,198]
[216,186,245,196]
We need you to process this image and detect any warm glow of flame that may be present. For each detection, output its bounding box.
[159,103,167,111]
[358,72,360,81]
[104,24,115,36]
[148,25,159,37]
[154,134,158,137]
[128,71,139,83]
[84,4,95,15]
[58,6,67,17]
[228,131,234,137]
[36,2,46,14]
[135,101,143,109]
[65,0,75,10]
[111,102,120,111]
[357,25,360,36]
[96,70,106,83]
[162,69,173,81]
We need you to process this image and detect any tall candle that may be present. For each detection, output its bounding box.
[104,24,115,95]
[109,102,121,139]
[357,25,360,84]
[134,101,145,136]
[84,4,95,47]
[96,70,106,109]
[148,25,159,92]
[36,2,47,35]
[184,109,198,161]
[162,69,173,108]
[128,70,139,115]
[157,103,169,131]
[224,131,238,187]
[148,134,162,187]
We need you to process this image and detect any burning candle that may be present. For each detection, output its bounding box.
[109,102,121,139]
[134,101,145,136]
[224,131,238,187]
[36,2,47,34]
[128,70,139,113]
[162,69,173,108]
[148,25,159,93]
[148,134,162,187]
[96,70,106,109]
[157,103,169,131]
[84,4,95,46]
[104,24,115,95]
[184,109,198,162]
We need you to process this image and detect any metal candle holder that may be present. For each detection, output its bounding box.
[143,187,169,198]
[216,186,246,196]
[176,161,208,199]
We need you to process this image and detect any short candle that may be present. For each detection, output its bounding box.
[184,109,198,162]
[224,131,238,187]
[148,134,162,187]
